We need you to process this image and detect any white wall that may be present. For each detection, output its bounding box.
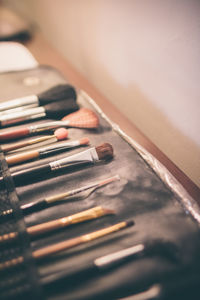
[5,0,200,187]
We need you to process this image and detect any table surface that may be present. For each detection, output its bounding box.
[25,31,200,205]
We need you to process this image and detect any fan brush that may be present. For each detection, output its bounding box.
[0,108,99,141]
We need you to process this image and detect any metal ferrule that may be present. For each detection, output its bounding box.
[29,120,69,133]
[94,244,145,269]
[49,147,99,171]
[0,107,45,126]
[39,140,80,153]
[0,103,38,116]
[0,95,38,112]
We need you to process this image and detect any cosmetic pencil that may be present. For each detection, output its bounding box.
[0,84,76,112]
[0,98,79,127]
[6,137,90,166]
[0,220,134,270]
[0,108,99,141]
[3,143,113,186]
[0,206,115,243]
[42,243,144,287]
[1,128,69,153]
[0,175,120,217]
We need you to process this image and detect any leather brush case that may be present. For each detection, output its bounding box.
[0,65,200,300]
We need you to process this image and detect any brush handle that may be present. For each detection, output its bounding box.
[21,199,48,214]
[42,262,96,287]
[0,199,47,219]
[11,164,52,185]
[6,150,39,166]
[0,127,30,141]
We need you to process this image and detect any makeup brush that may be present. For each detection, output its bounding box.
[7,143,113,186]
[0,220,134,270]
[6,137,90,166]
[42,239,178,288]
[42,243,144,287]
[0,98,79,127]
[0,84,76,112]
[0,175,119,217]
[0,206,115,243]
[1,128,69,153]
[0,108,99,141]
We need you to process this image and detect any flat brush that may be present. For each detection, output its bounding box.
[1,128,69,153]
[0,98,79,127]
[6,137,90,166]
[1,175,119,217]
[5,143,113,185]
[0,220,134,270]
[0,206,115,243]
[0,108,99,141]
[0,84,76,112]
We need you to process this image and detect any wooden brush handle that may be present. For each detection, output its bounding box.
[0,256,24,271]
[6,150,39,166]
[0,127,30,141]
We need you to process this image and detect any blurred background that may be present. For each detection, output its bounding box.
[2,0,200,188]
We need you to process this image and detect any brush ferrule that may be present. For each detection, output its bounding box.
[39,140,80,153]
[94,244,144,269]
[0,103,38,116]
[49,147,99,171]
[0,95,38,112]
[0,107,45,126]
[29,121,68,133]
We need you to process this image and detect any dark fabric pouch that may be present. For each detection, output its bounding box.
[0,65,200,300]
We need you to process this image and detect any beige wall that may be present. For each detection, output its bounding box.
[5,0,200,187]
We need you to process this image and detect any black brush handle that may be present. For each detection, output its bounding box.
[42,262,97,287]
[11,164,52,185]
[21,199,48,214]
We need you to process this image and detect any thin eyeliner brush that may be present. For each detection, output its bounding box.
[0,220,134,270]
[1,128,68,153]
[0,108,99,141]
[0,175,120,217]
[4,143,113,186]
[0,84,76,112]
[0,98,79,127]
[0,206,115,243]
[6,137,90,166]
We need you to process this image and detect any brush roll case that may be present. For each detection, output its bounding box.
[0,66,200,300]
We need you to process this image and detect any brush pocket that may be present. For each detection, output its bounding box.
[0,65,200,300]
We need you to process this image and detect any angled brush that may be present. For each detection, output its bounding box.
[0,175,119,217]
[6,137,90,166]
[0,108,99,141]
[0,206,115,243]
[0,84,76,112]
[0,98,79,127]
[0,220,134,270]
[1,128,68,153]
[4,143,113,185]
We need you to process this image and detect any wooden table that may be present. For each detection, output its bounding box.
[26,31,200,204]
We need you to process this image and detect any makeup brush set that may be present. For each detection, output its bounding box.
[0,65,200,300]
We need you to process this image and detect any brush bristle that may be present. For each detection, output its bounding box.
[125,220,135,227]
[45,99,79,118]
[38,84,77,104]
[55,128,68,140]
[79,137,90,145]
[62,108,99,128]
[95,143,114,160]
